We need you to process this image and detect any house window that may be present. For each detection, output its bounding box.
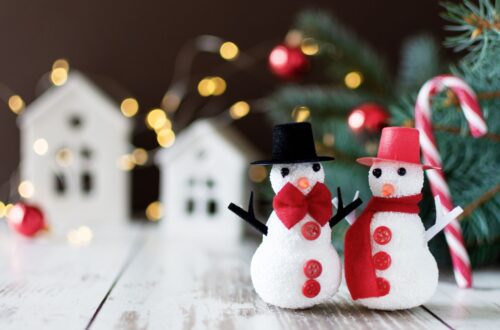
[186,198,195,214]
[207,199,218,216]
[68,114,83,130]
[54,173,66,195]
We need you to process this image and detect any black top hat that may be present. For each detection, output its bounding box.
[251,122,335,165]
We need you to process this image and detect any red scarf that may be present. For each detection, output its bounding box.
[344,194,422,300]
[273,182,332,229]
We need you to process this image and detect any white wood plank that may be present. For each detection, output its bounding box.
[424,269,500,329]
[0,222,147,330]
[92,233,446,329]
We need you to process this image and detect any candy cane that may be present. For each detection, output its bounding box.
[415,74,487,289]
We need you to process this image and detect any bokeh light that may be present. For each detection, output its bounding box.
[146,109,167,130]
[249,166,267,183]
[157,129,176,148]
[18,181,35,199]
[292,106,311,122]
[344,71,363,89]
[8,95,25,114]
[219,42,239,61]
[229,101,250,120]
[146,201,163,221]
[33,138,49,155]
[301,38,320,55]
[120,98,139,118]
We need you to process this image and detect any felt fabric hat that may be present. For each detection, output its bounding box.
[357,127,440,170]
[251,122,334,165]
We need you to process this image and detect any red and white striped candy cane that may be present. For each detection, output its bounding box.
[415,74,487,288]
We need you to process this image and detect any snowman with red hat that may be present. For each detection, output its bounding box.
[342,127,463,310]
[229,122,362,309]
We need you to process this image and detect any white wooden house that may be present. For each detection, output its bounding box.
[18,71,132,232]
[156,119,257,242]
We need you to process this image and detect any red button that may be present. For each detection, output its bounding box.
[304,259,322,279]
[302,279,321,298]
[301,222,321,240]
[373,251,391,270]
[376,277,390,295]
[373,226,392,245]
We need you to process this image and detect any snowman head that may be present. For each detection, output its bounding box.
[269,162,325,195]
[368,161,423,198]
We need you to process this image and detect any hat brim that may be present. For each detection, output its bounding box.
[356,157,440,170]
[251,156,335,165]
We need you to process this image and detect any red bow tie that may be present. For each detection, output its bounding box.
[273,182,333,229]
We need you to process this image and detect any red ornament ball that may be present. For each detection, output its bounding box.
[268,44,309,80]
[348,103,390,133]
[7,203,47,237]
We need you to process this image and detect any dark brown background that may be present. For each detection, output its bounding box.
[0,0,452,213]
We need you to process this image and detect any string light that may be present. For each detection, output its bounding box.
[197,77,226,97]
[146,201,163,221]
[249,166,267,183]
[55,148,73,167]
[285,30,303,48]
[229,101,250,119]
[120,98,139,118]
[117,154,135,171]
[348,109,365,131]
[344,71,363,89]
[0,202,6,218]
[67,226,93,246]
[162,91,181,112]
[52,58,69,71]
[301,38,320,56]
[292,106,311,122]
[33,138,49,155]
[8,95,25,114]
[50,68,68,86]
[157,129,176,148]
[219,42,239,61]
[146,108,167,130]
[18,181,35,199]
[132,148,148,165]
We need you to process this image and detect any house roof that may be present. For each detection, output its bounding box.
[18,71,132,131]
[156,118,259,164]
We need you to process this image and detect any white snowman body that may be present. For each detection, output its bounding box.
[250,162,341,309]
[357,161,438,310]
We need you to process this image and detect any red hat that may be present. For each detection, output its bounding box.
[357,127,440,170]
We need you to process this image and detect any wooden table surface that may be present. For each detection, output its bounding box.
[0,223,498,330]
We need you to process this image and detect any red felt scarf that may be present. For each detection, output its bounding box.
[344,194,422,300]
[273,182,332,229]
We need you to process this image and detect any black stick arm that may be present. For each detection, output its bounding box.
[329,187,363,228]
[228,192,268,235]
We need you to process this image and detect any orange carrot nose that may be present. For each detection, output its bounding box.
[382,183,395,197]
[297,177,310,190]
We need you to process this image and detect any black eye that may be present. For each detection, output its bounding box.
[398,167,407,176]
[312,163,321,172]
[372,168,382,178]
[281,167,290,177]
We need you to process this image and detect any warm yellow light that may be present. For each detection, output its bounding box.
[197,77,215,97]
[117,154,135,171]
[323,133,335,147]
[56,148,73,167]
[211,77,226,96]
[344,71,363,89]
[157,129,176,148]
[4,203,13,217]
[132,148,148,165]
[249,166,267,183]
[52,58,70,71]
[229,101,250,119]
[33,138,49,155]
[219,42,239,61]
[146,109,167,130]
[292,106,311,122]
[51,67,68,86]
[18,181,35,199]
[120,98,139,118]
[8,95,25,114]
[67,226,93,246]
[146,201,163,221]
[162,91,181,112]
[0,201,6,218]
[301,38,320,56]
[154,118,172,133]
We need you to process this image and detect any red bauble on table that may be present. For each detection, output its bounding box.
[268,44,309,80]
[7,203,48,237]
[348,103,390,133]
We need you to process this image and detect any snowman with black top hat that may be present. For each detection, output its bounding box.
[229,122,362,309]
